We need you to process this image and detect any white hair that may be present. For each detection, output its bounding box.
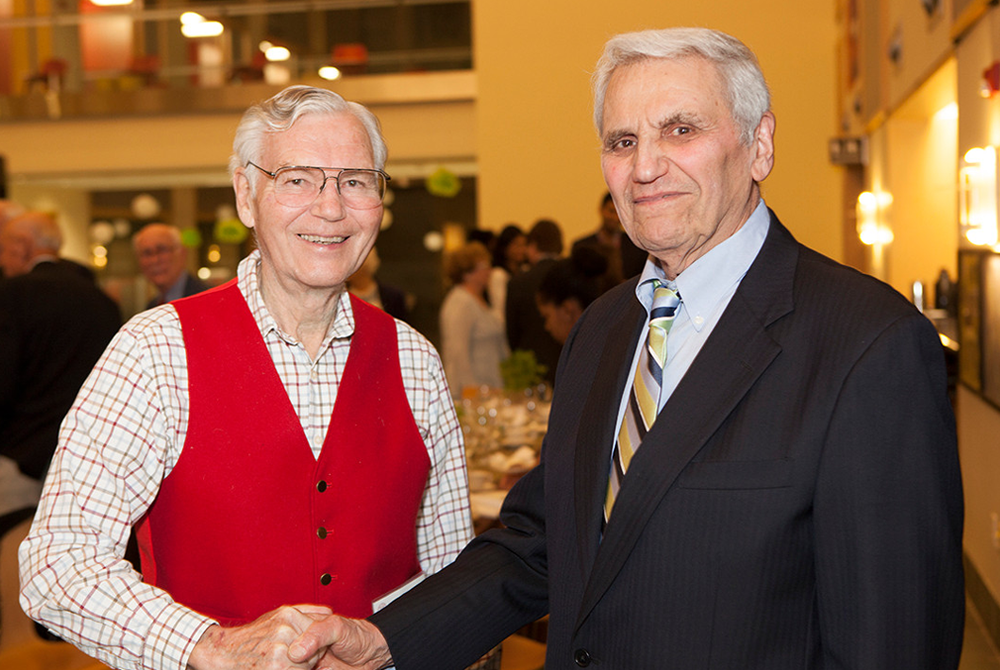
[592,28,771,146]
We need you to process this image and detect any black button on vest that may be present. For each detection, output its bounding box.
[574,648,592,667]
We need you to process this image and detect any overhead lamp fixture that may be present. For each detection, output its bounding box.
[91,0,134,6]
[319,66,342,81]
[265,46,291,62]
[960,146,1000,247]
[856,190,894,246]
[181,12,224,38]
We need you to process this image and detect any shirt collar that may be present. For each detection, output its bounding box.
[634,199,770,330]
[237,249,355,350]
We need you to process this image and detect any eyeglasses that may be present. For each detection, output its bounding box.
[247,162,390,210]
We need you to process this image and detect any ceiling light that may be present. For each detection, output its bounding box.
[319,66,342,81]
[91,0,134,6]
[265,46,291,62]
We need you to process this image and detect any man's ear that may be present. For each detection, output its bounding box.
[750,111,776,183]
[233,168,256,230]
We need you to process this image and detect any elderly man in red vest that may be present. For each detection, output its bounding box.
[19,86,473,670]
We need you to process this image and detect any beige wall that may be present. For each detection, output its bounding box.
[472,0,843,259]
[871,59,959,296]
[956,5,1000,614]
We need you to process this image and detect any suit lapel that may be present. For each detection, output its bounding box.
[573,211,798,630]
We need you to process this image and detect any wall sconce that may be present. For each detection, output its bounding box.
[982,62,1000,98]
[960,146,1000,247]
[856,190,894,245]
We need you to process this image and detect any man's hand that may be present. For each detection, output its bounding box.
[287,615,392,670]
[187,604,333,670]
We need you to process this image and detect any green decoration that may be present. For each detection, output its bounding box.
[215,217,249,244]
[500,349,548,392]
[425,167,462,198]
[179,227,202,248]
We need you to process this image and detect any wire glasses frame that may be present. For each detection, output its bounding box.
[246,162,391,210]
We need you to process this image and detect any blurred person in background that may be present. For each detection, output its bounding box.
[486,224,527,326]
[505,218,563,384]
[133,222,210,308]
[0,199,27,281]
[440,240,509,397]
[348,246,410,322]
[572,191,648,287]
[536,244,608,346]
[20,85,475,670]
[0,211,120,519]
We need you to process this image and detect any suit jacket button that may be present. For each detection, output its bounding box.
[317,526,328,539]
[574,649,591,667]
[320,573,333,585]
[316,480,328,492]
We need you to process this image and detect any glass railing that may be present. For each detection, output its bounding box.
[0,0,472,118]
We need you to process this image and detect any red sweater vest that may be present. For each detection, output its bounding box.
[134,280,430,625]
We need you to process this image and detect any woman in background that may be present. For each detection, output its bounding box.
[486,224,527,325]
[440,241,509,397]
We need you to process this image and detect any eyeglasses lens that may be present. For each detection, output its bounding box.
[272,167,385,209]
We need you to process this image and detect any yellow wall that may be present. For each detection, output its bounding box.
[876,59,959,296]
[472,0,843,259]
[955,5,1000,616]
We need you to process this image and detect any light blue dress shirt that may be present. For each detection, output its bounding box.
[613,199,771,435]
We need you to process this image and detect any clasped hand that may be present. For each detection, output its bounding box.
[186,605,391,670]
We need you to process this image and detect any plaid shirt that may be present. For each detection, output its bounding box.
[19,251,472,670]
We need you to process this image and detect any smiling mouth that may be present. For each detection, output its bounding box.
[298,233,347,245]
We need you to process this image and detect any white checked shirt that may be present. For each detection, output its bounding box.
[19,251,473,670]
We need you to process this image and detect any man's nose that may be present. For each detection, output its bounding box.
[312,178,347,218]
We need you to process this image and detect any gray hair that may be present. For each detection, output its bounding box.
[229,85,388,187]
[10,211,63,253]
[592,28,771,146]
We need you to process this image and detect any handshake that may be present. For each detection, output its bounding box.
[186,605,393,670]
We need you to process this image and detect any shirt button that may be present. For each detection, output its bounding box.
[693,315,705,326]
[574,648,592,667]
[320,573,333,586]
[316,480,327,492]
[317,527,328,539]
[310,369,319,381]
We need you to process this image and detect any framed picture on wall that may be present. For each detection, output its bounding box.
[982,253,1000,408]
[958,250,982,393]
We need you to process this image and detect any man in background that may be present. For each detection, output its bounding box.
[0,211,120,517]
[504,218,563,384]
[133,222,209,308]
[571,191,648,287]
[0,199,26,281]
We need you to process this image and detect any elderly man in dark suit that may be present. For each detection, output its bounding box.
[292,27,964,670]
[0,211,120,503]
[133,222,209,308]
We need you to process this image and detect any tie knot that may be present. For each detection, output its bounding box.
[650,282,680,322]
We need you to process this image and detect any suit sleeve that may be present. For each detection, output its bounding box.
[364,306,597,670]
[813,313,964,668]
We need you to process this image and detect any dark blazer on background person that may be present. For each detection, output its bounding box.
[505,257,562,384]
[0,260,121,480]
[145,272,210,310]
[571,231,648,284]
[370,211,965,669]
[378,282,410,323]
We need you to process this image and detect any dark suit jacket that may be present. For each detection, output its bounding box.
[572,230,649,284]
[505,257,562,383]
[371,211,965,669]
[146,273,210,310]
[0,261,121,479]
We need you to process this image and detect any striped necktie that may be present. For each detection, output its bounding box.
[604,281,681,523]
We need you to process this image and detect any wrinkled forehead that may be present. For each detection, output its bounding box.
[262,111,375,164]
